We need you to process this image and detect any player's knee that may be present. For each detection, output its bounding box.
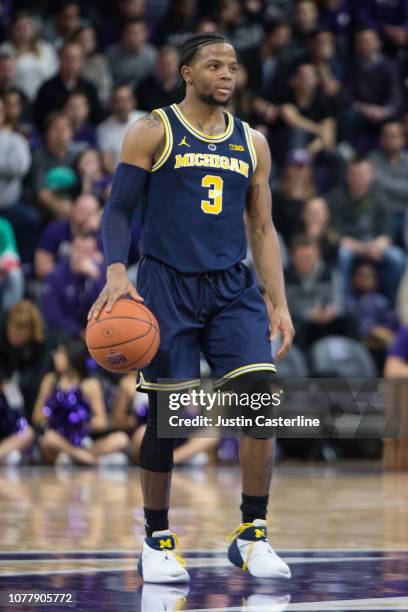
[224,372,277,439]
[138,423,177,472]
[224,372,275,394]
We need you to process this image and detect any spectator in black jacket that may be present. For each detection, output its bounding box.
[136,45,183,112]
[280,62,336,158]
[34,41,102,132]
[341,27,403,152]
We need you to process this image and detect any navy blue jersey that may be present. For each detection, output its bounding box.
[141,104,257,273]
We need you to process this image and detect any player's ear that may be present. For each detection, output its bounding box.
[180,65,192,85]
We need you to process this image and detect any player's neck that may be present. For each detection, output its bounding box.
[177,96,227,133]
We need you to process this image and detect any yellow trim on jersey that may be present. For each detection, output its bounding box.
[214,362,276,388]
[151,108,173,172]
[171,104,234,143]
[137,372,201,391]
[243,122,257,172]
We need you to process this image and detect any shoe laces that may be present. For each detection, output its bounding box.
[225,522,255,542]
[166,532,187,568]
[226,523,267,572]
[175,595,187,611]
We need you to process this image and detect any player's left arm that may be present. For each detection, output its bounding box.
[244,129,294,360]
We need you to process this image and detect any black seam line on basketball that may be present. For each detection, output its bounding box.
[87,321,151,348]
[88,329,154,350]
[88,315,160,334]
[88,315,159,333]
[124,345,157,370]
[137,304,159,333]
[108,325,159,371]
[103,320,159,371]
[142,303,156,328]
[112,300,160,331]
[118,325,158,370]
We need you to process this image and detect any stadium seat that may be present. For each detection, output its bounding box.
[275,344,309,378]
[309,336,378,378]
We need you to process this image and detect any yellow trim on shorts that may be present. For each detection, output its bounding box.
[243,122,257,172]
[137,363,276,391]
[214,362,276,388]
[171,104,234,143]
[151,108,173,172]
[137,372,201,392]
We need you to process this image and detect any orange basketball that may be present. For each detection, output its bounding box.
[85,298,160,373]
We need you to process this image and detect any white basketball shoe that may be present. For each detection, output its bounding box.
[227,519,291,579]
[137,530,190,584]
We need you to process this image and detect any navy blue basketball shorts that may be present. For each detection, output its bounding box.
[136,255,275,391]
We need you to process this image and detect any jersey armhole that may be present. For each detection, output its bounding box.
[151,108,173,172]
[243,122,258,173]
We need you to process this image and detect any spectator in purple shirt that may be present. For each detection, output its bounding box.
[63,92,97,154]
[41,233,106,340]
[75,148,112,204]
[346,261,397,368]
[34,192,140,279]
[34,194,101,279]
[385,325,408,376]
[341,27,403,152]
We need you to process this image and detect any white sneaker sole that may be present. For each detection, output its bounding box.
[137,556,190,584]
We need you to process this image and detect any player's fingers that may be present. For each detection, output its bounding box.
[105,291,122,313]
[275,326,294,361]
[89,295,107,320]
[269,313,280,340]
[128,286,144,302]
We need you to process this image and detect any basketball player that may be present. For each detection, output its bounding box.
[89,32,294,583]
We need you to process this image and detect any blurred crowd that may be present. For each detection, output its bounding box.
[2,0,408,466]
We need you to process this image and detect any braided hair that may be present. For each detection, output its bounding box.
[178,32,232,87]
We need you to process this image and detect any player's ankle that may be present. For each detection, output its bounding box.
[240,493,269,523]
[144,507,169,536]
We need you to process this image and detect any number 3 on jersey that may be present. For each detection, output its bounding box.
[201,175,223,215]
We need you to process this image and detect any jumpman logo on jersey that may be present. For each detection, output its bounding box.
[178,136,191,147]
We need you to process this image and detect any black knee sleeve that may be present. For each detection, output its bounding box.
[223,372,277,439]
[138,391,178,472]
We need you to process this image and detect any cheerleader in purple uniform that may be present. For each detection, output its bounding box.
[32,339,129,466]
[0,370,34,464]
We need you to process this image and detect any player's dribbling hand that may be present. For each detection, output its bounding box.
[269,306,295,362]
[88,266,143,320]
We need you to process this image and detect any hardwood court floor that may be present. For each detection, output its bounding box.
[0,463,407,611]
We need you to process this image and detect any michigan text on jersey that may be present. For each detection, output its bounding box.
[174,153,249,178]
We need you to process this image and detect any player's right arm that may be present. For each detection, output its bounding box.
[88,113,165,320]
